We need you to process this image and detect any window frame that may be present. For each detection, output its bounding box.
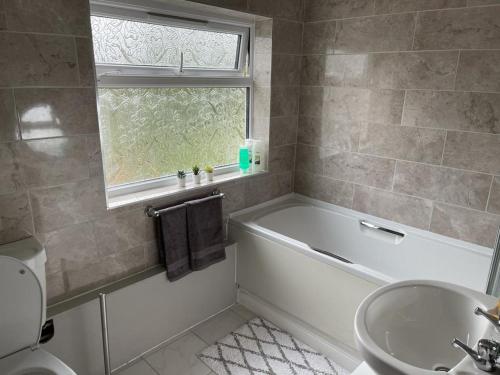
[90,0,255,202]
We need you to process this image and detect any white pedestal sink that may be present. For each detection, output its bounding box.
[355,280,499,375]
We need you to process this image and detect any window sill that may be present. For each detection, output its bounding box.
[107,169,267,210]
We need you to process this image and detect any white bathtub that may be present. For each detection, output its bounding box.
[229,194,492,356]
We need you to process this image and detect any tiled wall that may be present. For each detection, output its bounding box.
[296,0,500,248]
[0,0,302,303]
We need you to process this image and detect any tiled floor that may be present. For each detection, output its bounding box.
[116,304,256,375]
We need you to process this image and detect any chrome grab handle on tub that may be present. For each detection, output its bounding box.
[360,220,405,238]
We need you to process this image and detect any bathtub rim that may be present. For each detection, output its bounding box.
[229,193,492,290]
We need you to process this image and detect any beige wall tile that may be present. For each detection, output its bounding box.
[366,51,459,90]
[245,172,292,206]
[254,53,272,87]
[414,7,500,50]
[0,143,24,195]
[488,176,500,215]
[271,86,300,117]
[221,181,246,214]
[75,37,96,87]
[375,0,465,13]
[304,0,374,21]
[403,90,500,134]
[249,0,303,20]
[271,54,302,86]
[92,208,155,257]
[324,152,396,189]
[467,0,500,5]
[269,117,298,147]
[143,241,159,268]
[298,116,360,152]
[295,144,324,174]
[442,131,500,175]
[300,87,404,125]
[0,33,78,87]
[394,161,492,210]
[255,19,273,55]
[15,88,98,140]
[335,13,416,54]
[268,144,296,173]
[367,89,405,125]
[4,0,90,35]
[269,143,296,170]
[0,90,19,142]
[46,272,66,303]
[85,134,103,178]
[353,185,433,229]
[272,19,303,55]
[42,222,99,275]
[359,123,446,164]
[456,51,500,92]
[14,137,90,188]
[303,21,336,54]
[30,177,107,233]
[430,203,500,247]
[0,192,33,244]
[302,54,370,87]
[63,246,146,294]
[295,171,354,208]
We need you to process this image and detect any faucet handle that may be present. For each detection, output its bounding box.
[475,307,500,329]
[452,338,496,372]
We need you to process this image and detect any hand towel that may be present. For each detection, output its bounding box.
[186,195,226,270]
[156,203,191,281]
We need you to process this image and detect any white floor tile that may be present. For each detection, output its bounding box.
[144,332,212,375]
[117,359,158,375]
[192,309,246,345]
[230,304,256,321]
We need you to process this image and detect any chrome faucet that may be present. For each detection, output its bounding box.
[453,338,500,372]
[476,307,500,330]
[452,305,500,372]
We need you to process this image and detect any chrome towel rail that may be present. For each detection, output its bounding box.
[145,190,225,218]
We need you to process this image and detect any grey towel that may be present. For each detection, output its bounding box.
[156,204,191,281]
[186,195,226,270]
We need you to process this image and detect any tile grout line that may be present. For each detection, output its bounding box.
[297,163,499,217]
[485,176,495,213]
[295,140,497,178]
[410,11,419,50]
[302,3,500,24]
[452,49,462,90]
[440,130,448,166]
[73,36,82,87]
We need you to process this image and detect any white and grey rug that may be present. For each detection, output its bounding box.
[198,317,349,375]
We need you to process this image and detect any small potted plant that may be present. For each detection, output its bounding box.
[192,165,201,184]
[177,170,186,187]
[204,165,214,182]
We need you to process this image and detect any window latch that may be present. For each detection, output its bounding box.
[179,52,184,73]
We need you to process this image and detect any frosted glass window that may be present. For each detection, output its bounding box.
[98,87,247,187]
[91,16,241,70]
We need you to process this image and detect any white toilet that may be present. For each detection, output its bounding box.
[0,237,77,375]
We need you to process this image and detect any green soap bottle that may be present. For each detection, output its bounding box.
[239,145,250,172]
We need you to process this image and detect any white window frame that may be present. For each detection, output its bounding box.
[90,0,255,201]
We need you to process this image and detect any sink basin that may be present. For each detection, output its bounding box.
[355,280,498,375]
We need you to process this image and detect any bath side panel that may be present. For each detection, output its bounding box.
[233,226,379,349]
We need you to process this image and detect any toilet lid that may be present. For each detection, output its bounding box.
[0,256,43,359]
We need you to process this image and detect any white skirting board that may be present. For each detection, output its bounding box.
[42,245,237,375]
[237,288,363,372]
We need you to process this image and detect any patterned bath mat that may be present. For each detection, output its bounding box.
[198,317,349,375]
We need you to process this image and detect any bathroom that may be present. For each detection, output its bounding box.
[1,0,500,374]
